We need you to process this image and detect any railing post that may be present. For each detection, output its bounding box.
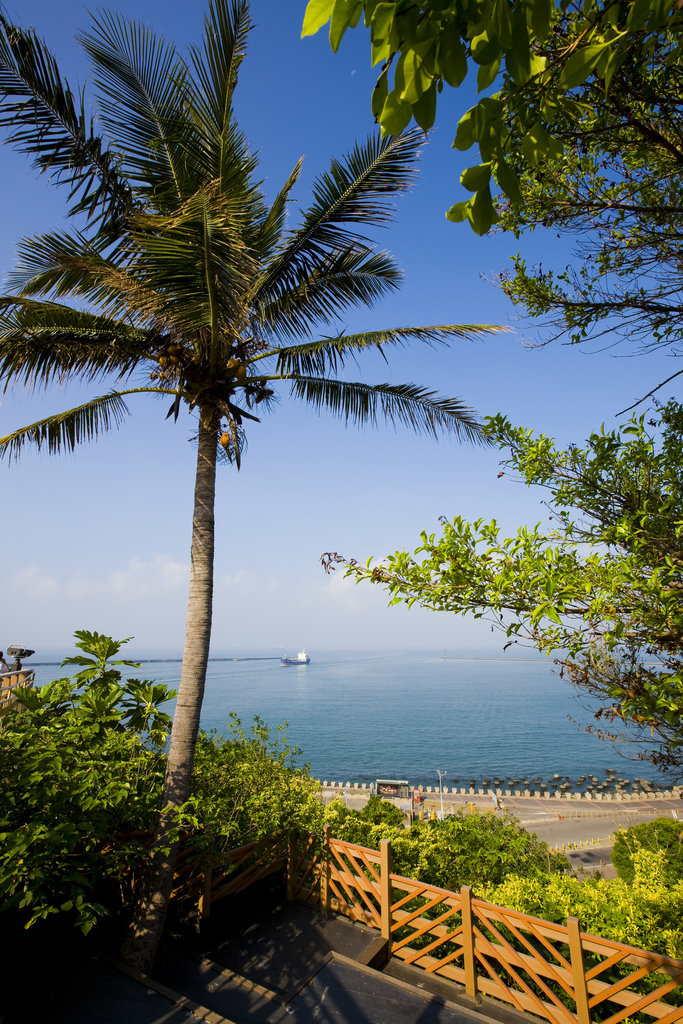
[198,864,212,922]
[319,823,331,913]
[461,885,478,998]
[380,838,393,953]
[287,832,297,901]
[320,825,332,915]
[568,916,591,1024]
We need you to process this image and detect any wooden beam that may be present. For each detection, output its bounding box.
[320,824,331,915]
[568,916,591,1024]
[461,886,478,999]
[380,839,393,952]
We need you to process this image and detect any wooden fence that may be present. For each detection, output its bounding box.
[0,669,34,715]
[199,827,683,1024]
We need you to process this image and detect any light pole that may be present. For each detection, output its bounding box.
[436,770,449,820]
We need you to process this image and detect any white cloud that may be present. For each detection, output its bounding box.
[3,554,494,653]
[321,568,365,610]
[107,555,189,595]
[9,565,58,598]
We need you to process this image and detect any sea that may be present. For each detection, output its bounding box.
[28,648,652,789]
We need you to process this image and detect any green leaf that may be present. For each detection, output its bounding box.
[471,29,501,66]
[531,0,554,42]
[302,0,335,36]
[413,80,437,130]
[496,158,523,204]
[0,15,132,230]
[273,324,502,376]
[507,7,531,84]
[461,162,492,192]
[477,53,502,91]
[602,47,625,92]
[559,43,610,88]
[371,68,389,121]
[467,185,495,235]
[289,375,484,441]
[330,0,363,51]
[401,49,433,103]
[371,3,396,36]
[521,120,563,165]
[492,0,514,49]
[435,31,467,88]
[625,0,651,32]
[446,199,472,223]
[0,391,130,460]
[453,109,475,151]
[379,89,413,135]
[453,97,505,151]
[647,0,673,29]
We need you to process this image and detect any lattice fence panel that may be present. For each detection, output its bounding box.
[471,900,579,1024]
[327,837,382,928]
[389,876,467,983]
[471,898,683,1024]
[291,832,323,905]
[208,835,288,903]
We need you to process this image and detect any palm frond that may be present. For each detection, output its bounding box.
[78,11,190,203]
[188,0,251,145]
[8,228,125,299]
[247,158,303,261]
[7,230,186,332]
[269,324,504,375]
[253,130,423,319]
[288,376,485,442]
[131,185,258,331]
[0,298,156,389]
[256,247,401,340]
[0,15,133,229]
[0,391,130,459]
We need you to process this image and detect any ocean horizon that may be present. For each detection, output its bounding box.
[26,647,653,788]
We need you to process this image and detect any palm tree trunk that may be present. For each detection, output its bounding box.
[120,404,218,973]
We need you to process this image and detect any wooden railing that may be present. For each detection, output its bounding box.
[176,834,290,921]
[211,827,683,1024]
[0,669,34,714]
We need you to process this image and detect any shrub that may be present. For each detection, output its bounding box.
[486,849,683,959]
[189,713,323,856]
[0,631,173,933]
[0,631,323,933]
[612,818,683,885]
[324,802,568,890]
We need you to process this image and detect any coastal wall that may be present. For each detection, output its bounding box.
[320,780,682,802]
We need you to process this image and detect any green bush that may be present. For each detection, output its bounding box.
[324,801,568,890]
[190,713,323,855]
[0,631,323,933]
[0,631,174,933]
[486,849,683,959]
[612,818,683,885]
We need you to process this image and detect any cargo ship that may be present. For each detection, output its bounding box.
[281,649,310,665]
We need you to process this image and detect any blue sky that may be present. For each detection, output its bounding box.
[0,1,675,653]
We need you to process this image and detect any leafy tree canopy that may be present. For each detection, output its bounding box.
[330,401,683,776]
[612,816,683,884]
[303,0,683,239]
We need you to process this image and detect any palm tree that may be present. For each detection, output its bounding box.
[0,1,500,970]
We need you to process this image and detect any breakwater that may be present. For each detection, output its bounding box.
[321,780,681,801]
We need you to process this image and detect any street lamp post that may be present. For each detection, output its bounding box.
[436,770,449,820]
